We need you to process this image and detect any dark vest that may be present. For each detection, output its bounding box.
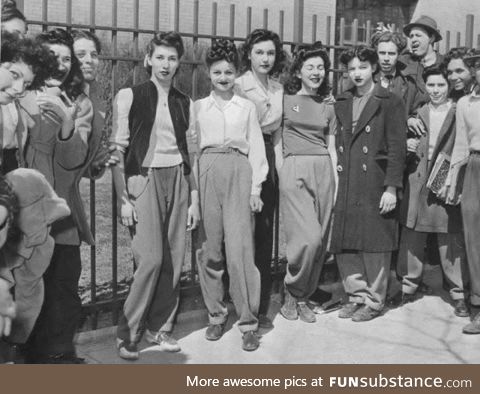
[125,80,191,176]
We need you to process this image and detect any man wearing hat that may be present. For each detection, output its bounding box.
[447,50,480,335]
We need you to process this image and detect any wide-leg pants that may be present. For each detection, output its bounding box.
[117,165,189,343]
[337,252,391,310]
[196,150,260,333]
[397,227,466,300]
[279,155,335,300]
[461,153,480,306]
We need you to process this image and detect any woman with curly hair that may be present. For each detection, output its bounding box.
[1,0,27,37]
[331,46,406,322]
[22,28,95,364]
[279,42,337,323]
[195,39,267,351]
[234,29,285,328]
[1,32,58,174]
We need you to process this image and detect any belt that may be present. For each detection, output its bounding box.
[201,147,247,157]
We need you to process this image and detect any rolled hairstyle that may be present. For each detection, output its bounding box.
[1,0,26,24]
[36,28,85,100]
[339,45,378,67]
[1,31,59,90]
[205,39,239,69]
[145,31,184,75]
[239,28,286,76]
[284,41,331,98]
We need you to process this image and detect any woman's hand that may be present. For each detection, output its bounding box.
[37,93,76,138]
[119,199,137,227]
[187,201,201,231]
[0,278,16,337]
[407,138,420,153]
[91,146,120,172]
[379,186,397,215]
[250,195,264,213]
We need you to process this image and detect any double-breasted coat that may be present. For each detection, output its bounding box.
[399,102,463,233]
[330,85,406,253]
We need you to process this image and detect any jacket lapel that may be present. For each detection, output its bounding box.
[352,86,386,138]
[427,104,457,173]
[334,91,353,144]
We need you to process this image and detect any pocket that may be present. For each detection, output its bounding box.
[127,174,149,200]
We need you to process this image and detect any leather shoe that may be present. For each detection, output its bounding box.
[351,305,382,322]
[297,302,316,323]
[338,302,362,318]
[280,291,298,320]
[242,331,259,351]
[205,323,225,341]
[258,314,274,329]
[454,299,470,317]
[463,312,480,334]
[388,291,416,307]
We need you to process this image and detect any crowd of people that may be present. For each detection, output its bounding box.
[1,0,480,363]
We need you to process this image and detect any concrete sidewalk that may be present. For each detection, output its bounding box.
[76,266,480,364]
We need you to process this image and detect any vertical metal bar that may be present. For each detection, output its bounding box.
[132,0,139,86]
[279,10,284,42]
[211,2,217,39]
[154,0,160,31]
[66,0,72,30]
[174,0,180,31]
[456,32,461,47]
[89,0,96,27]
[365,20,372,45]
[352,19,359,44]
[15,0,24,11]
[246,6,252,35]
[339,17,345,46]
[446,31,451,52]
[42,0,48,31]
[465,14,474,48]
[263,9,268,29]
[229,4,235,38]
[312,15,317,43]
[293,0,304,43]
[111,0,119,325]
[477,34,480,51]
[326,15,332,46]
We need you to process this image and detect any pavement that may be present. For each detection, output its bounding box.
[75,265,480,364]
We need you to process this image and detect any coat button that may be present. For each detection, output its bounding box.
[362,164,367,172]
[339,146,344,153]
[337,165,343,172]
[365,125,371,133]
[362,146,368,154]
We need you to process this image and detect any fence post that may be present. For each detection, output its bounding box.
[312,14,317,43]
[279,10,284,41]
[365,20,372,45]
[230,4,235,38]
[263,9,268,29]
[293,0,304,43]
[339,17,345,46]
[246,6,252,35]
[211,2,217,39]
[445,31,451,52]
[352,19,359,45]
[466,14,474,48]
[456,32,461,47]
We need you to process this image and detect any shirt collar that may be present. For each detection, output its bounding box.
[206,91,244,110]
[239,70,281,93]
[150,76,170,97]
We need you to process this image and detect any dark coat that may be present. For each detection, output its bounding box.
[399,102,463,233]
[330,85,406,253]
[399,52,445,95]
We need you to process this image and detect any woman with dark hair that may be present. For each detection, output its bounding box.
[279,42,336,323]
[110,31,200,360]
[195,39,267,351]
[1,32,58,174]
[331,45,406,322]
[444,47,475,102]
[234,29,285,328]
[21,28,95,364]
[393,66,467,315]
[1,0,27,37]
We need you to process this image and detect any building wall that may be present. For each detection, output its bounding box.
[22,0,336,45]
[411,0,480,53]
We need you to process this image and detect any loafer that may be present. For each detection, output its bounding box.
[463,312,480,334]
[280,290,298,320]
[454,299,470,317]
[351,305,382,322]
[338,302,362,318]
[258,314,274,329]
[297,302,316,323]
[116,338,139,360]
[388,291,416,307]
[205,323,225,341]
[242,331,259,352]
[145,330,181,352]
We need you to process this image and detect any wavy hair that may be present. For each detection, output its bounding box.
[1,0,26,23]
[284,41,331,98]
[239,28,286,76]
[36,28,85,100]
[370,31,407,53]
[205,39,239,69]
[339,45,378,67]
[71,29,102,54]
[145,31,184,75]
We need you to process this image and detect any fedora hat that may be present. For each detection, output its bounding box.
[464,50,480,65]
[403,15,442,42]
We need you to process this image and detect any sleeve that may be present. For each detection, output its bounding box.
[187,99,198,156]
[327,104,337,135]
[109,88,133,153]
[247,103,268,195]
[384,94,407,189]
[55,95,93,170]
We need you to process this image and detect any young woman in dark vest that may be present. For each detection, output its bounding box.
[110,31,200,360]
